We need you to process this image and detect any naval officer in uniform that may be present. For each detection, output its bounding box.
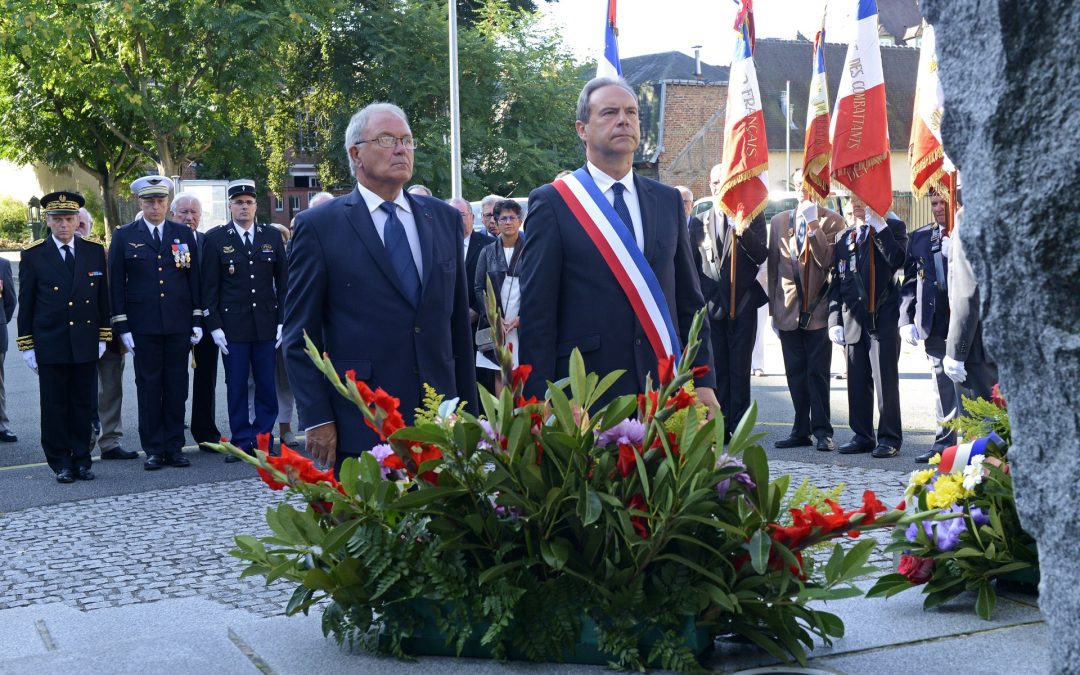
[108,175,204,470]
[18,191,111,482]
[202,179,287,460]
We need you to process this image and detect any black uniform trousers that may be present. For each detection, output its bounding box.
[190,336,221,443]
[39,361,96,473]
[846,332,903,448]
[132,332,190,458]
[709,309,757,435]
[778,327,833,441]
[924,330,958,450]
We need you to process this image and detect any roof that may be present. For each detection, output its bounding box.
[620,51,728,86]
[878,0,924,46]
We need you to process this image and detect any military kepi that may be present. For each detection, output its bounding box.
[227,178,257,200]
[40,191,85,215]
[131,175,174,198]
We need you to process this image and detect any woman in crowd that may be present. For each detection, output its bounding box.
[474,199,525,394]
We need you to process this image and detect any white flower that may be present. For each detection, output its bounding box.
[961,455,986,491]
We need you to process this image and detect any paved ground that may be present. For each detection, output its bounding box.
[0,257,1044,673]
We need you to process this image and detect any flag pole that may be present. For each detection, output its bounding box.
[448,0,463,199]
[945,170,958,236]
[785,80,791,189]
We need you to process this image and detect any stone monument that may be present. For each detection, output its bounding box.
[923,1,1080,671]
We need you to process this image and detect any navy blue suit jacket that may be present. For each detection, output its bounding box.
[828,218,908,344]
[282,186,477,458]
[899,223,950,343]
[519,169,715,405]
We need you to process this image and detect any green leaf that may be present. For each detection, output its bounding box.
[568,348,588,402]
[582,487,603,526]
[302,568,336,591]
[747,529,771,575]
[975,583,997,620]
[320,520,361,555]
[390,425,447,445]
[540,537,571,570]
[340,455,363,493]
[823,544,845,585]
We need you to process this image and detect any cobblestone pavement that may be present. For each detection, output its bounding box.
[0,460,911,619]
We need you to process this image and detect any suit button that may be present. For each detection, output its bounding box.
[159,280,164,285]
[414,326,421,334]
[158,267,163,272]
[158,255,162,260]
[69,321,74,326]
[86,300,90,304]
[53,286,59,291]
[635,338,642,345]
[86,320,91,324]
[251,288,255,293]
[250,275,255,279]
[160,293,165,297]
[68,301,73,307]
[252,303,256,307]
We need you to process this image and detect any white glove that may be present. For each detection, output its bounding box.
[98,341,106,359]
[797,199,818,225]
[275,324,283,349]
[900,324,921,346]
[21,349,37,374]
[941,236,951,260]
[866,209,887,233]
[190,326,203,345]
[211,328,229,355]
[121,332,135,354]
[828,326,846,346]
[943,355,967,383]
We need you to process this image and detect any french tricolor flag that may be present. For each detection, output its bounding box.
[802,26,832,203]
[717,0,769,229]
[596,0,622,79]
[909,23,955,200]
[830,0,892,216]
[937,432,1005,474]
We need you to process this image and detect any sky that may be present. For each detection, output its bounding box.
[538,0,859,68]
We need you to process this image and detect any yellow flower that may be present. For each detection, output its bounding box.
[928,453,942,466]
[925,472,975,509]
[911,468,936,487]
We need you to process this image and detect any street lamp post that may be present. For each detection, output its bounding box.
[26,196,42,242]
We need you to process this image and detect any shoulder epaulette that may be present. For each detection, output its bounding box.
[25,238,46,249]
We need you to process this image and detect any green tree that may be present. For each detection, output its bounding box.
[0,0,341,231]
[260,0,582,199]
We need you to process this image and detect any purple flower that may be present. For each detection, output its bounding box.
[369,444,394,479]
[906,521,934,543]
[596,419,646,447]
[934,514,967,552]
[969,506,990,527]
[715,453,756,499]
[477,419,503,451]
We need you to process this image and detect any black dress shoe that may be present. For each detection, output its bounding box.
[774,435,813,449]
[915,448,939,463]
[838,439,874,454]
[101,447,139,460]
[165,454,191,468]
[0,429,17,443]
[144,455,166,470]
[76,467,95,481]
[872,444,900,459]
[56,468,76,483]
[815,437,835,452]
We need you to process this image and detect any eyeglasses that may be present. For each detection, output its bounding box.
[355,135,417,150]
[482,212,494,219]
[496,215,520,223]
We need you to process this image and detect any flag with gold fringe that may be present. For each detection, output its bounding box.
[802,25,831,202]
[909,22,955,200]
[830,0,892,216]
[717,0,769,229]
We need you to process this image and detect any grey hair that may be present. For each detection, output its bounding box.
[308,191,334,208]
[78,207,93,224]
[407,185,432,197]
[675,185,694,202]
[446,197,470,210]
[171,192,204,213]
[576,77,637,123]
[344,102,410,175]
[480,194,501,210]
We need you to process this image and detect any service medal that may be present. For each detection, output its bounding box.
[228,264,235,275]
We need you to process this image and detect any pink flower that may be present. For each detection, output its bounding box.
[596,419,646,447]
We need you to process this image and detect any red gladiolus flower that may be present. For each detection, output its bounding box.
[617,443,638,478]
[855,490,887,525]
[898,553,934,584]
[637,391,660,418]
[627,493,649,539]
[516,394,540,408]
[991,383,1007,409]
[411,444,443,484]
[383,452,405,471]
[895,499,906,511]
[650,431,680,458]
[257,466,287,490]
[667,388,695,411]
[657,354,674,386]
[256,432,273,453]
[510,364,532,391]
[691,365,711,378]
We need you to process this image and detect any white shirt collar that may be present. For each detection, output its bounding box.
[52,235,74,253]
[233,222,256,238]
[144,219,165,230]
[356,182,412,216]
[587,161,635,197]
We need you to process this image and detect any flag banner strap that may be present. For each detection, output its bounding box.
[552,169,682,364]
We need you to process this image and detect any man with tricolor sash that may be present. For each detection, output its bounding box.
[519,77,717,410]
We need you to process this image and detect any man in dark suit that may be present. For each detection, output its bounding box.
[519,77,717,409]
[109,175,204,470]
[203,179,288,462]
[283,102,477,473]
[172,193,222,447]
[900,191,958,462]
[0,254,16,444]
[449,197,495,393]
[18,191,111,483]
[828,196,909,458]
[944,209,998,402]
[690,164,768,434]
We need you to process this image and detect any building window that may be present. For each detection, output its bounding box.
[289,196,301,212]
[275,196,284,212]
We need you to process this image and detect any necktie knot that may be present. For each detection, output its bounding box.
[62,244,71,256]
[379,201,421,305]
[612,182,625,197]
[379,201,396,216]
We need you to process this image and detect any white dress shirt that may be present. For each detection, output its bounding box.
[356,182,423,276]
[52,235,74,260]
[144,219,165,241]
[587,161,645,251]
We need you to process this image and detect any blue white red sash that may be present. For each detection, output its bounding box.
[552,168,681,364]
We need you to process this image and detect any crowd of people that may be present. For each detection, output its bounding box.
[16,76,996,483]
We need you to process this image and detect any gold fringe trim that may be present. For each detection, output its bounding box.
[804,150,831,177]
[721,195,769,232]
[804,172,831,204]
[835,151,889,178]
[717,161,769,199]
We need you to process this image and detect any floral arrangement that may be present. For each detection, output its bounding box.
[867,386,1038,619]
[214,311,920,670]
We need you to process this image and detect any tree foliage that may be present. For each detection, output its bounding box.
[260,0,583,198]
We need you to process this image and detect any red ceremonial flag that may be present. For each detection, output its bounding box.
[802,26,831,203]
[830,0,892,216]
[718,0,769,228]
[909,22,955,199]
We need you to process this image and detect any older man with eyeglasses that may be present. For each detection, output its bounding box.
[283,102,477,474]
